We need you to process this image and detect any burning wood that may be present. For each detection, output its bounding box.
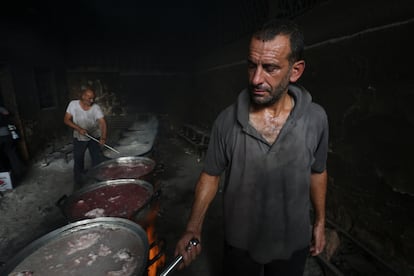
[144,196,165,276]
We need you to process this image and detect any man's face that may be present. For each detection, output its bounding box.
[81,90,95,106]
[247,35,293,106]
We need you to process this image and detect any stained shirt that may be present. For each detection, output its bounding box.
[203,84,329,263]
[66,100,104,141]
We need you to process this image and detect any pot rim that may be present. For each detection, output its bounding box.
[59,179,154,222]
[87,156,156,180]
[0,217,149,276]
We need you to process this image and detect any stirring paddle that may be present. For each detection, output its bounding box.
[84,133,120,154]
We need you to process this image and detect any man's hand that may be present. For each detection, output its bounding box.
[310,170,327,256]
[99,137,106,145]
[77,128,87,136]
[310,222,326,256]
[172,172,219,270]
[174,230,202,269]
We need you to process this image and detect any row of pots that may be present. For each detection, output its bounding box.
[1,119,171,275]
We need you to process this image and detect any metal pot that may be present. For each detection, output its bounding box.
[103,143,153,159]
[120,130,148,138]
[117,136,155,147]
[57,179,160,225]
[87,156,156,182]
[0,217,155,276]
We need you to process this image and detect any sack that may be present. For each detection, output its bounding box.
[0,171,13,192]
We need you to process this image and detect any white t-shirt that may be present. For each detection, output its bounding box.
[66,100,104,141]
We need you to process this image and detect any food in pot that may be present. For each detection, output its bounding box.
[84,208,106,218]
[87,157,156,181]
[67,233,100,255]
[97,163,153,180]
[89,160,155,181]
[113,248,133,262]
[65,183,151,221]
[98,244,112,257]
[8,224,145,275]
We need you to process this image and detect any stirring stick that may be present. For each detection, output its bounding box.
[84,133,120,154]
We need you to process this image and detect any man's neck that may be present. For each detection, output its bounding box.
[79,101,92,111]
[249,93,294,144]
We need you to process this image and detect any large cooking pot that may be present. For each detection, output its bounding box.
[103,143,153,159]
[0,217,156,276]
[118,135,153,146]
[57,179,160,225]
[120,129,149,138]
[120,127,157,139]
[87,156,156,182]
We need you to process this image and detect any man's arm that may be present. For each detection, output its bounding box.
[310,169,327,256]
[63,112,87,135]
[175,171,220,268]
[97,117,107,144]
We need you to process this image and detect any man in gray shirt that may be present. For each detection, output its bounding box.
[174,19,329,276]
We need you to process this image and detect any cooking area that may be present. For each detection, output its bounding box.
[1,1,413,275]
[0,114,328,275]
[0,114,222,276]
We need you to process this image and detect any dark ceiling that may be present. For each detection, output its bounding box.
[2,0,213,43]
[1,0,269,67]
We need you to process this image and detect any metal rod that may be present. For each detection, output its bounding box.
[159,238,199,276]
[159,255,183,276]
[84,133,120,154]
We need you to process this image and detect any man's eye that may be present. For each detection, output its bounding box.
[264,65,277,72]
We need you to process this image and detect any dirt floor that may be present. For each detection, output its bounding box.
[0,115,324,276]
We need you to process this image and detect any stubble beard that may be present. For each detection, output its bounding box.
[249,73,291,107]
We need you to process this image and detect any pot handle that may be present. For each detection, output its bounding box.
[131,189,162,220]
[147,238,166,267]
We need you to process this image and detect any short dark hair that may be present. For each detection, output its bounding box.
[253,19,304,64]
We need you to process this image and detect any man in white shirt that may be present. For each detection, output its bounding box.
[64,87,107,187]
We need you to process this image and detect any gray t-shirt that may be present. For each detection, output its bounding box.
[66,100,104,141]
[203,84,329,263]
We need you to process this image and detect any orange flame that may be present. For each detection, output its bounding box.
[144,196,165,276]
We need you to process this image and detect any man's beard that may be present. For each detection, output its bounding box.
[249,72,291,107]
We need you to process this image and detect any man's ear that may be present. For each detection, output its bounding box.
[289,60,305,83]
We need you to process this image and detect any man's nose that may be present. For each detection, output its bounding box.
[251,66,264,85]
